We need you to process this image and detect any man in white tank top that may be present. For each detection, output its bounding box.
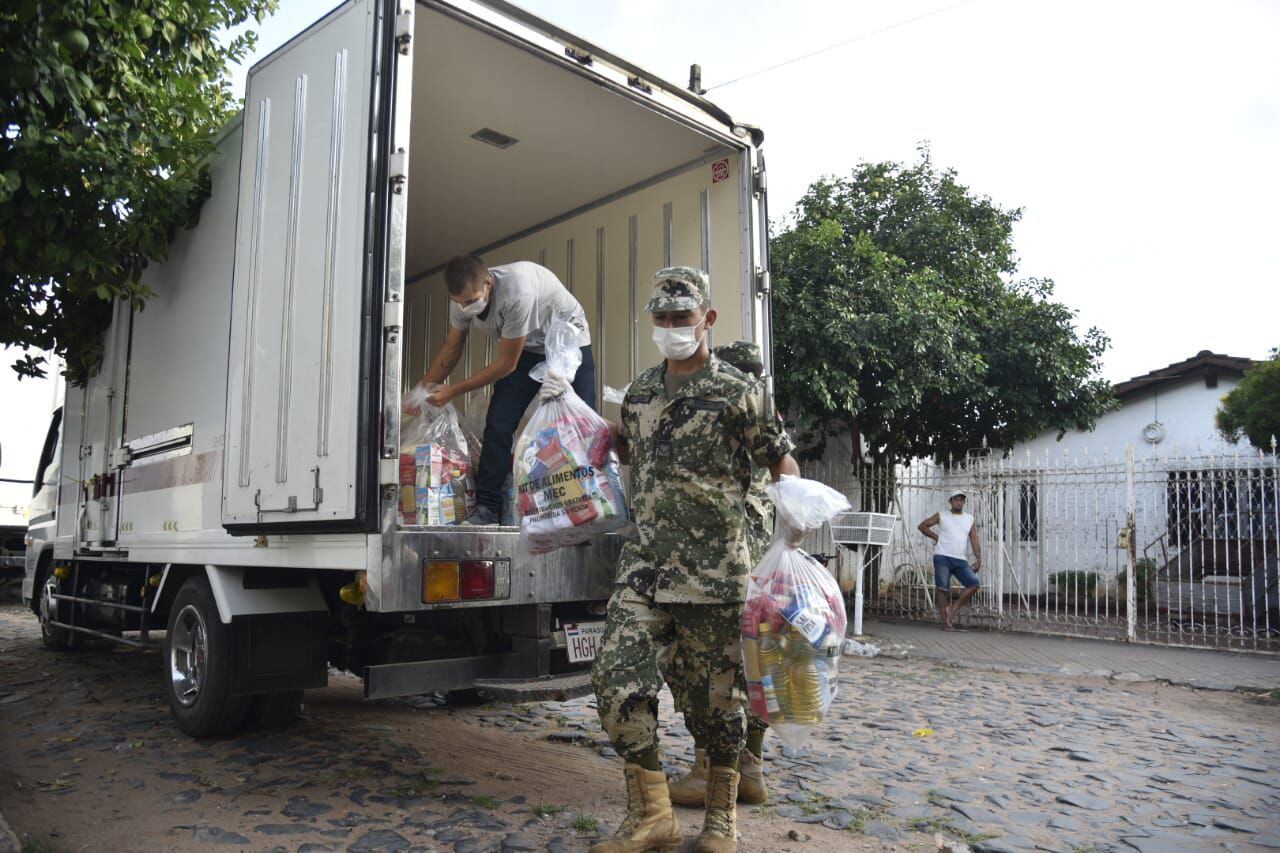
[918,490,983,631]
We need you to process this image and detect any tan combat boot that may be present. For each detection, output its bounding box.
[668,748,709,807]
[694,765,740,852]
[589,764,682,853]
[736,749,767,805]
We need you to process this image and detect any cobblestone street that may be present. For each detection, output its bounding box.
[1,603,1278,852]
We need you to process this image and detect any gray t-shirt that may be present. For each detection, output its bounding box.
[448,261,590,353]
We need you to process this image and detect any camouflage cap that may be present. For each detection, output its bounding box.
[645,266,710,313]
[713,340,764,378]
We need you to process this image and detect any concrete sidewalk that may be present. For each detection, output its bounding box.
[864,618,1280,691]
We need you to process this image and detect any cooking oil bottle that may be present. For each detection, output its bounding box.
[757,622,787,722]
[786,626,824,725]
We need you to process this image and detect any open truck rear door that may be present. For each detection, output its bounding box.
[223,0,406,532]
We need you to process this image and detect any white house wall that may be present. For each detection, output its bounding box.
[1015,376,1244,461]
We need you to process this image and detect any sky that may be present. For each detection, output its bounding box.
[223,0,1277,385]
[2,0,1276,507]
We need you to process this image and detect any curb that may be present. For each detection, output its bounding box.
[865,638,1273,694]
[0,807,20,853]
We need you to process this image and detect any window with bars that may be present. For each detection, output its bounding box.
[1018,481,1039,542]
[1166,468,1278,546]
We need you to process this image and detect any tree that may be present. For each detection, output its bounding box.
[1,0,276,383]
[771,147,1114,508]
[1216,349,1280,450]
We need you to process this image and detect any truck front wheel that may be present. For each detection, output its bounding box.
[164,575,250,736]
[39,575,81,651]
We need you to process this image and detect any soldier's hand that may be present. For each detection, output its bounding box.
[779,521,806,548]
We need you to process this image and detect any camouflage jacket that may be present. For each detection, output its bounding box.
[618,354,794,604]
[745,467,774,565]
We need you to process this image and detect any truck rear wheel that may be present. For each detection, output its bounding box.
[243,690,303,730]
[39,575,81,651]
[164,575,249,736]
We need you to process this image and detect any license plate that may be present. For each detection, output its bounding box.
[563,621,606,663]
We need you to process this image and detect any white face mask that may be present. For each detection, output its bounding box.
[652,320,704,361]
[455,283,490,319]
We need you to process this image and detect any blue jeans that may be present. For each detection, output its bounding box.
[475,345,596,515]
[933,555,980,590]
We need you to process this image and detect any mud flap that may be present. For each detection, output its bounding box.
[230,611,329,695]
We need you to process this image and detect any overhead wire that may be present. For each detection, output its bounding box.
[705,0,981,91]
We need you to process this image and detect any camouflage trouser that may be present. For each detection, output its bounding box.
[659,634,768,747]
[592,586,746,764]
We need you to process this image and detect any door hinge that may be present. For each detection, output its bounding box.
[754,268,771,297]
[388,148,407,195]
[384,300,404,331]
[394,6,413,55]
[753,166,767,197]
[109,446,132,469]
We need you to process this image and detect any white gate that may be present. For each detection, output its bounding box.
[857,444,1279,653]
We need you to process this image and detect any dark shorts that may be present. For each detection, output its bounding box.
[934,555,980,590]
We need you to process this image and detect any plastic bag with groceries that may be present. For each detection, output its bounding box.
[740,476,850,750]
[514,314,628,553]
[399,385,476,526]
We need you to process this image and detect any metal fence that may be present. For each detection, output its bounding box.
[812,444,1279,653]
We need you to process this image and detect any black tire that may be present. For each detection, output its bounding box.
[38,575,81,651]
[164,575,250,737]
[243,690,303,730]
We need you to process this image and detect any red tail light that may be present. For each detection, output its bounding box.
[460,561,495,599]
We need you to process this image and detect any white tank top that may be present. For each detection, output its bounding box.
[936,511,974,559]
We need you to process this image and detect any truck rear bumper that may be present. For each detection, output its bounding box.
[368,527,618,613]
[364,653,523,699]
[363,654,594,702]
[473,671,594,703]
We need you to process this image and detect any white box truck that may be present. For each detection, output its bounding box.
[21,0,775,736]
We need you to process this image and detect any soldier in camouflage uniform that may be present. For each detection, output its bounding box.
[664,341,773,808]
[590,269,797,853]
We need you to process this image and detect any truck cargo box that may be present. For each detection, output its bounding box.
[25,0,773,733]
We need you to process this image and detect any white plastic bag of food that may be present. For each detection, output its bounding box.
[399,385,475,526]
[740,476,850,751]
[514,315,628,553]
[602,383,630,405]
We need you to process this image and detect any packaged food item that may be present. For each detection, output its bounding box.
[514,314,628,553]
[399,386,476,526]
[741,476,850,750]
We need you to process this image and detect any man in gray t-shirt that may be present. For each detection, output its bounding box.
[413,255,595,525]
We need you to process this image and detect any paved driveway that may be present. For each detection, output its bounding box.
[1,604,1278,851]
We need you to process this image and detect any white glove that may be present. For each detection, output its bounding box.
[539,371,571,402]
